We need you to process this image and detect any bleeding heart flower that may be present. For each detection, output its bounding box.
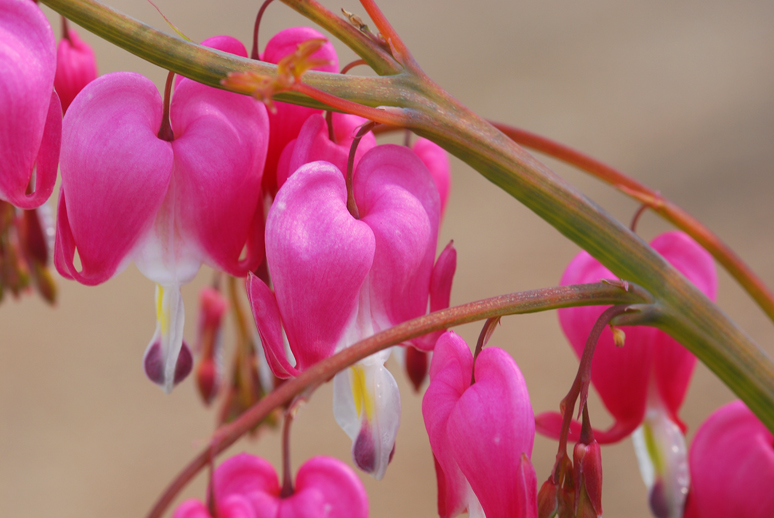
[54,26,97,114]
[411,137,451,219]
[247,144,452,478]
[173,453,368,518]
[535,231,716,518]
[260,27,339,196]
[422,331,537,518]
[55,71,269,392]
[1,0,62,209]
[683,401,774,518]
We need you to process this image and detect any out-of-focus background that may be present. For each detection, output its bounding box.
[2,0,774,516]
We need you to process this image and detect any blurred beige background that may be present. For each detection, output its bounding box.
[3,0,774,516]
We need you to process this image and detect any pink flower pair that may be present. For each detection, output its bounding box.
[174,453,367,518]
[423,331,537,518]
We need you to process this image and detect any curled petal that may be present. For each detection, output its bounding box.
[267,161,374,370]
[333,358,400,480]
[245,273,299,379]
[0,0,60,209]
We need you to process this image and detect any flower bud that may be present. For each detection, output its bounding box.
[194,286,227,405]
[573,440,603,518]
[54,27,97,113]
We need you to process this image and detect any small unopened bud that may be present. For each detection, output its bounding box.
[194,287,227,405]
[611,325,626,348]
[573,440,603,518]
[539,454,574,518]
[405,346,429,392]
[55,27,98,113]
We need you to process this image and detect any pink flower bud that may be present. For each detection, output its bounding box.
[573,440,602,518]
[54,27,97,113]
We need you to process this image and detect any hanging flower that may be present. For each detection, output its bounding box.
[173,453,368,518]
[0,0,61,209]
[423,331,537,518]
[55,71,269,392]
[247,145,453,478]
[535,231,717,518]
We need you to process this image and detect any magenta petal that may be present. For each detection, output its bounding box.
[212,454,281,517]
[422,331,474,518]
[54,28,98,113]
[171,78,268,276]
[267,161,375,370]
[0,0,59,209]
[261,27,338,195]
[355,145,441,328]
[285,456,368,518]
[447,347,536,518]
[686,401,774,518]
[57,72,173,284]
[412,137,451,217]
[245,273,299,379]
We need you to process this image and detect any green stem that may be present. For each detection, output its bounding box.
[37,0,774,432]
[146,282,652,518]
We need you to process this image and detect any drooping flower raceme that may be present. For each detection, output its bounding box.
[247,145,452,479]
[173,453,368,518]
[423,331,537,518]
[1,0,62,209]
[55,71,268,392]
[535,231,717,518]
[54,27,98,114]
[683,401,774,518]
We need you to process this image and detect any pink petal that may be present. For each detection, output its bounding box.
[54,28,98,113]
[447,347,536,518]
[412,137,451,218]
[422,331,474,518]
[170,78,268,276]
[283,456,368,518]
[212,453,281,517]
[56,72,173,285]
[245,273,300,379]
[0,0,60,209]
[686,401,774,518]
[355,145,441,329]
[261,27,338,196]
[266,161,375,370]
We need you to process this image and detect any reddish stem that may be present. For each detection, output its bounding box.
[470,317,500,385]
[157,71,175,142]
[61,16,73,44]
[292,82,409,127]
[146,283,650,518]
[340,59,368,75]
[346,121,377,218]
[357,0,416,69]
[251,0,275,60]
[553,304,630,483]
[325,111,336,143]
[280,408,295,497]
[630,203,649,233]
